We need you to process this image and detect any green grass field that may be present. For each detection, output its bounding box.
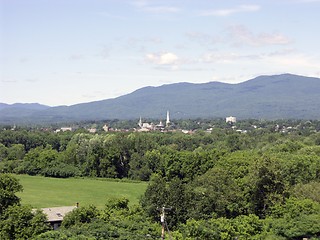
[13,175,148,209]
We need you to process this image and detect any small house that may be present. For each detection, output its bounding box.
[40,206,77,230]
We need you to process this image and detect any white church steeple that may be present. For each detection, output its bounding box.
[166,111,170,127]
[138,116,142,128]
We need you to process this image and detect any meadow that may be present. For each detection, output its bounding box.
[14,174,148,209]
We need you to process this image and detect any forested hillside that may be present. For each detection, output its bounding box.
[1,74,320,124]
[1,119,320,239]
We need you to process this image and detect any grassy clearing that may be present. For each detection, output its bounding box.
[13,174,148,209]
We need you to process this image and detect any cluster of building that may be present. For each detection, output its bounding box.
[137,111,171,132]
[53,114,238,134]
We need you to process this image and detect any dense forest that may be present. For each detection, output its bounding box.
[1,119,320,239]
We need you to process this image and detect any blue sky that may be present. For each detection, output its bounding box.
[1,0,320,106]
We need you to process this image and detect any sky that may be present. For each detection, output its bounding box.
[1,0,320,106]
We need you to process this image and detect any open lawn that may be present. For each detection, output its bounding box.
[13,174,148,209]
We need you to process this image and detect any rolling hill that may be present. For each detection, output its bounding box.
[1,74,320,124]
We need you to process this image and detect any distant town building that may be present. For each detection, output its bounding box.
[60,127,72,132]
[138,116,143,128]
[142,122,154,129]
[88,128,97,133]
[55,127,72,133]
[137,111,170,131]
[226,116,237,124]
[156,120,164,129]
[102,124,110,132]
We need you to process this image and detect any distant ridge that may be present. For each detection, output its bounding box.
[0,103,50,111]
[1,74,320,124]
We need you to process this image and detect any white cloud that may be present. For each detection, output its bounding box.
[201,5,260,17]
[185,27,290,50]
[98,46,110,59]
[19,58,29,63]
[198,49,320,73]
[227,25,291,46]
[257,33,291,45]
[25,78,38,83]
[142,6,180,13]
[1,79,17,83]
[267,48,296,56]
[146,52,179,65]
[132,0,180,13]
[124,37,162,52]
[186,32,222,45]
[96,12,126,20]
[69,54,85,60]
[296,0,320,2]
[200,52,261,63]
[266,54,320,69]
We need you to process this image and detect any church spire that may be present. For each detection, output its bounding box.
[166,111,170,127]
[138,116,142,128]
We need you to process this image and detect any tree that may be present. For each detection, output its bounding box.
[0,205,49,239]
[0,143,8,161]
[7,144,25,160]
[140,174,168,222]
[292,181,320,203]
[188,166,239,219]
[250,155,287,218]
[61,205,99,228]
[265,198,320,239]
[0,174,23,214]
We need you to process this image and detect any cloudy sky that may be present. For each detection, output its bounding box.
[1,0,320,106]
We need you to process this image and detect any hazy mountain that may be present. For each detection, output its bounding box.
[0,103,50,124]
[0,103,50,110]
[1,74,320,124]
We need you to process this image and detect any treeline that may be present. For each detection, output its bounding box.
[1,119,320,239]
[1,119,320,180]
[0,129,218,179]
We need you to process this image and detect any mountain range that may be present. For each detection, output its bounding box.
[1,74,320,124]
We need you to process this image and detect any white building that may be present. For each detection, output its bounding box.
[88,128,97,133]
[102,124,109,132]
[226,116,237,124]
[60,127,72,132]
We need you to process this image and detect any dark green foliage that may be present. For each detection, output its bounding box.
[0,205,50,239]
[250,155,287,218]
[41,162,80,178]
[140,174,168,222]
[1,120,320,238]
[0,143,8,161]
[34,230,91,240]
[0,175,49,239]
[176,214,264,240]
[0,173,23,214]
[6,144,25,160]
[54,198,160,239]
[265,198,320,239]
[62,205,99,228]
[292,181,320,203]
[104,197,129,212]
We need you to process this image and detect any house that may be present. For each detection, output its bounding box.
[60,127,73,132]
[40,206,77,230]
[102,124,110,132]
[88,128,97,133]
[55,127,72,133]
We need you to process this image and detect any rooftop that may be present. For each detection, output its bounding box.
[40,206,76,222]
